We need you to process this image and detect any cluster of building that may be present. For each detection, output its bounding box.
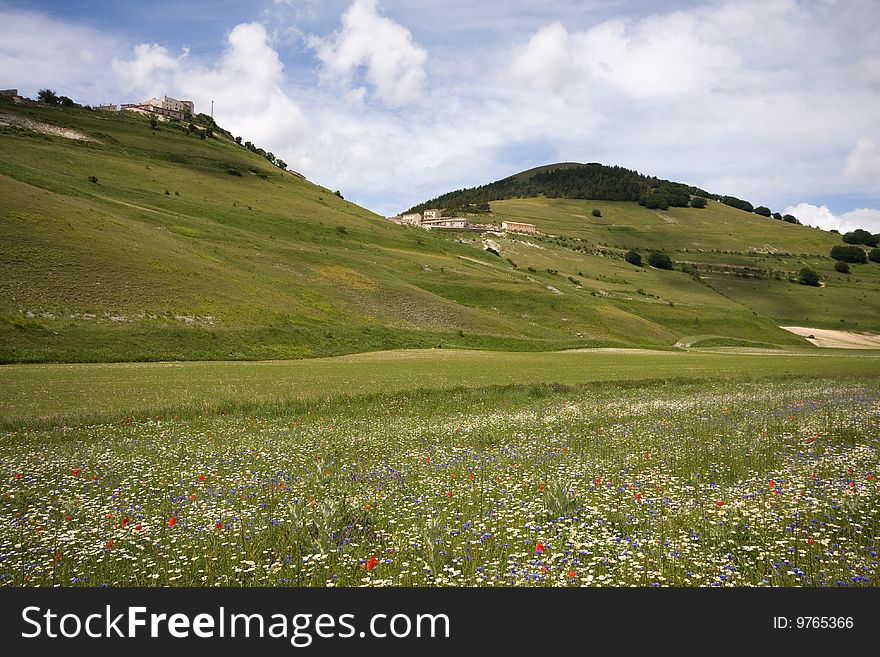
[1,89,196,122]
[120,95,195,121]
[387,208,536,234]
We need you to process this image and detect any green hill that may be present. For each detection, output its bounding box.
[1,101,877,363]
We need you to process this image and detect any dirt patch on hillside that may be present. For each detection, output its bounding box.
[0,113,96,141]
[780,326,880,349]
[653,210,678,224]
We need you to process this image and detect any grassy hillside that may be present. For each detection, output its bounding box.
[1,101,876,363]
[490,197,880,334]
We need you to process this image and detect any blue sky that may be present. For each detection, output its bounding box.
[2,0,880,231]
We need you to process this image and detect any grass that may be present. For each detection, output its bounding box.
[2,348,880,428]
[2,99,878,363]
[2,375,877,587]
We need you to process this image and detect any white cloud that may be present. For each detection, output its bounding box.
[844,138,880,190]
[783,203,880,234]
[112,22,310,165]
[0,8,122,103]
[308,0,427,106]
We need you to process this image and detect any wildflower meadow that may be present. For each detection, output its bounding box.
[1,378,877,587]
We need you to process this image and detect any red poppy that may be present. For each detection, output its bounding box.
[168,517,177,527]
[278,483,285,489]
[424,457,430,463]
[106,540,114,548]
[541,566,549,574]
[72,468,80,477]
[868,474,875,480]
[308,497,315,505]
[538,484,545,491]
[495,476,501,482]
[769,479,775,488]
[849,467,854,475]
[469,472,474,479]
[64,515,73,521]
[91,476,97,481]
[567,571,577,578]
[198,475,206,482]
[135,525,143,531]
[595,477,601,484]
[807,538,816,544]
[715,501,724,507]
[446,491,453,497]
[121,517,129,527]
[14,473,21,480]
[643,453,649,459]
[362,556,379,571]
[536,543,545,554]
[635,493,642,501]
[806,436,815,443]
[216,523,224,529]
[189,494,196,500]
[454,428,460,434]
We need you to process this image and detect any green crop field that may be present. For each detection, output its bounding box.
[2,348,880,428]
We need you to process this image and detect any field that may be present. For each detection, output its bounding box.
[1,350,879,587]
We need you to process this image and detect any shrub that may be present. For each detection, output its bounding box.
[690,196,707,208]
[754,206,772,217]
[798,267,820,286]
[782,214,800,224]
[842,229,880,247]
[834,260,850,273]
[591,208,601,217]
[830,245,867,263]
[869,248,880,263]
[87,176,98,184]
[647,251,673,270]
[336,225,348,236]
[227,168,242,176]
[624,249,642,267]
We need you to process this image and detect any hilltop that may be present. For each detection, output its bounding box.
[1,102,878,363]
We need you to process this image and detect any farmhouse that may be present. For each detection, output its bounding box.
[422,208,442,220]
[501,220,537,234]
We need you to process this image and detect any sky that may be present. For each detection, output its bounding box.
[2,0,879,231]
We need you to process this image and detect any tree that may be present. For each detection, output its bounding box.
[37,88,59,105]
[782,214,800,224]
[591,208,602,217]
[754,206,772,217]
[772,212,782,220]
[334,190,344,199]
[830,245,867,264]
[798,267,820,286]
[624,250,642,267]
[149,115,158,129]
[842,229,880,247]
[868,248,880,263]
[234,136,242,145]
[721,196,753,213]
[647,251,673,270]
[834,260,850,274]
[59,95,76,108]
[276,159,287,170]
[690,196,707,208]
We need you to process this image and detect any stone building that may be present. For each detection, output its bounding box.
[501,220,537,234]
